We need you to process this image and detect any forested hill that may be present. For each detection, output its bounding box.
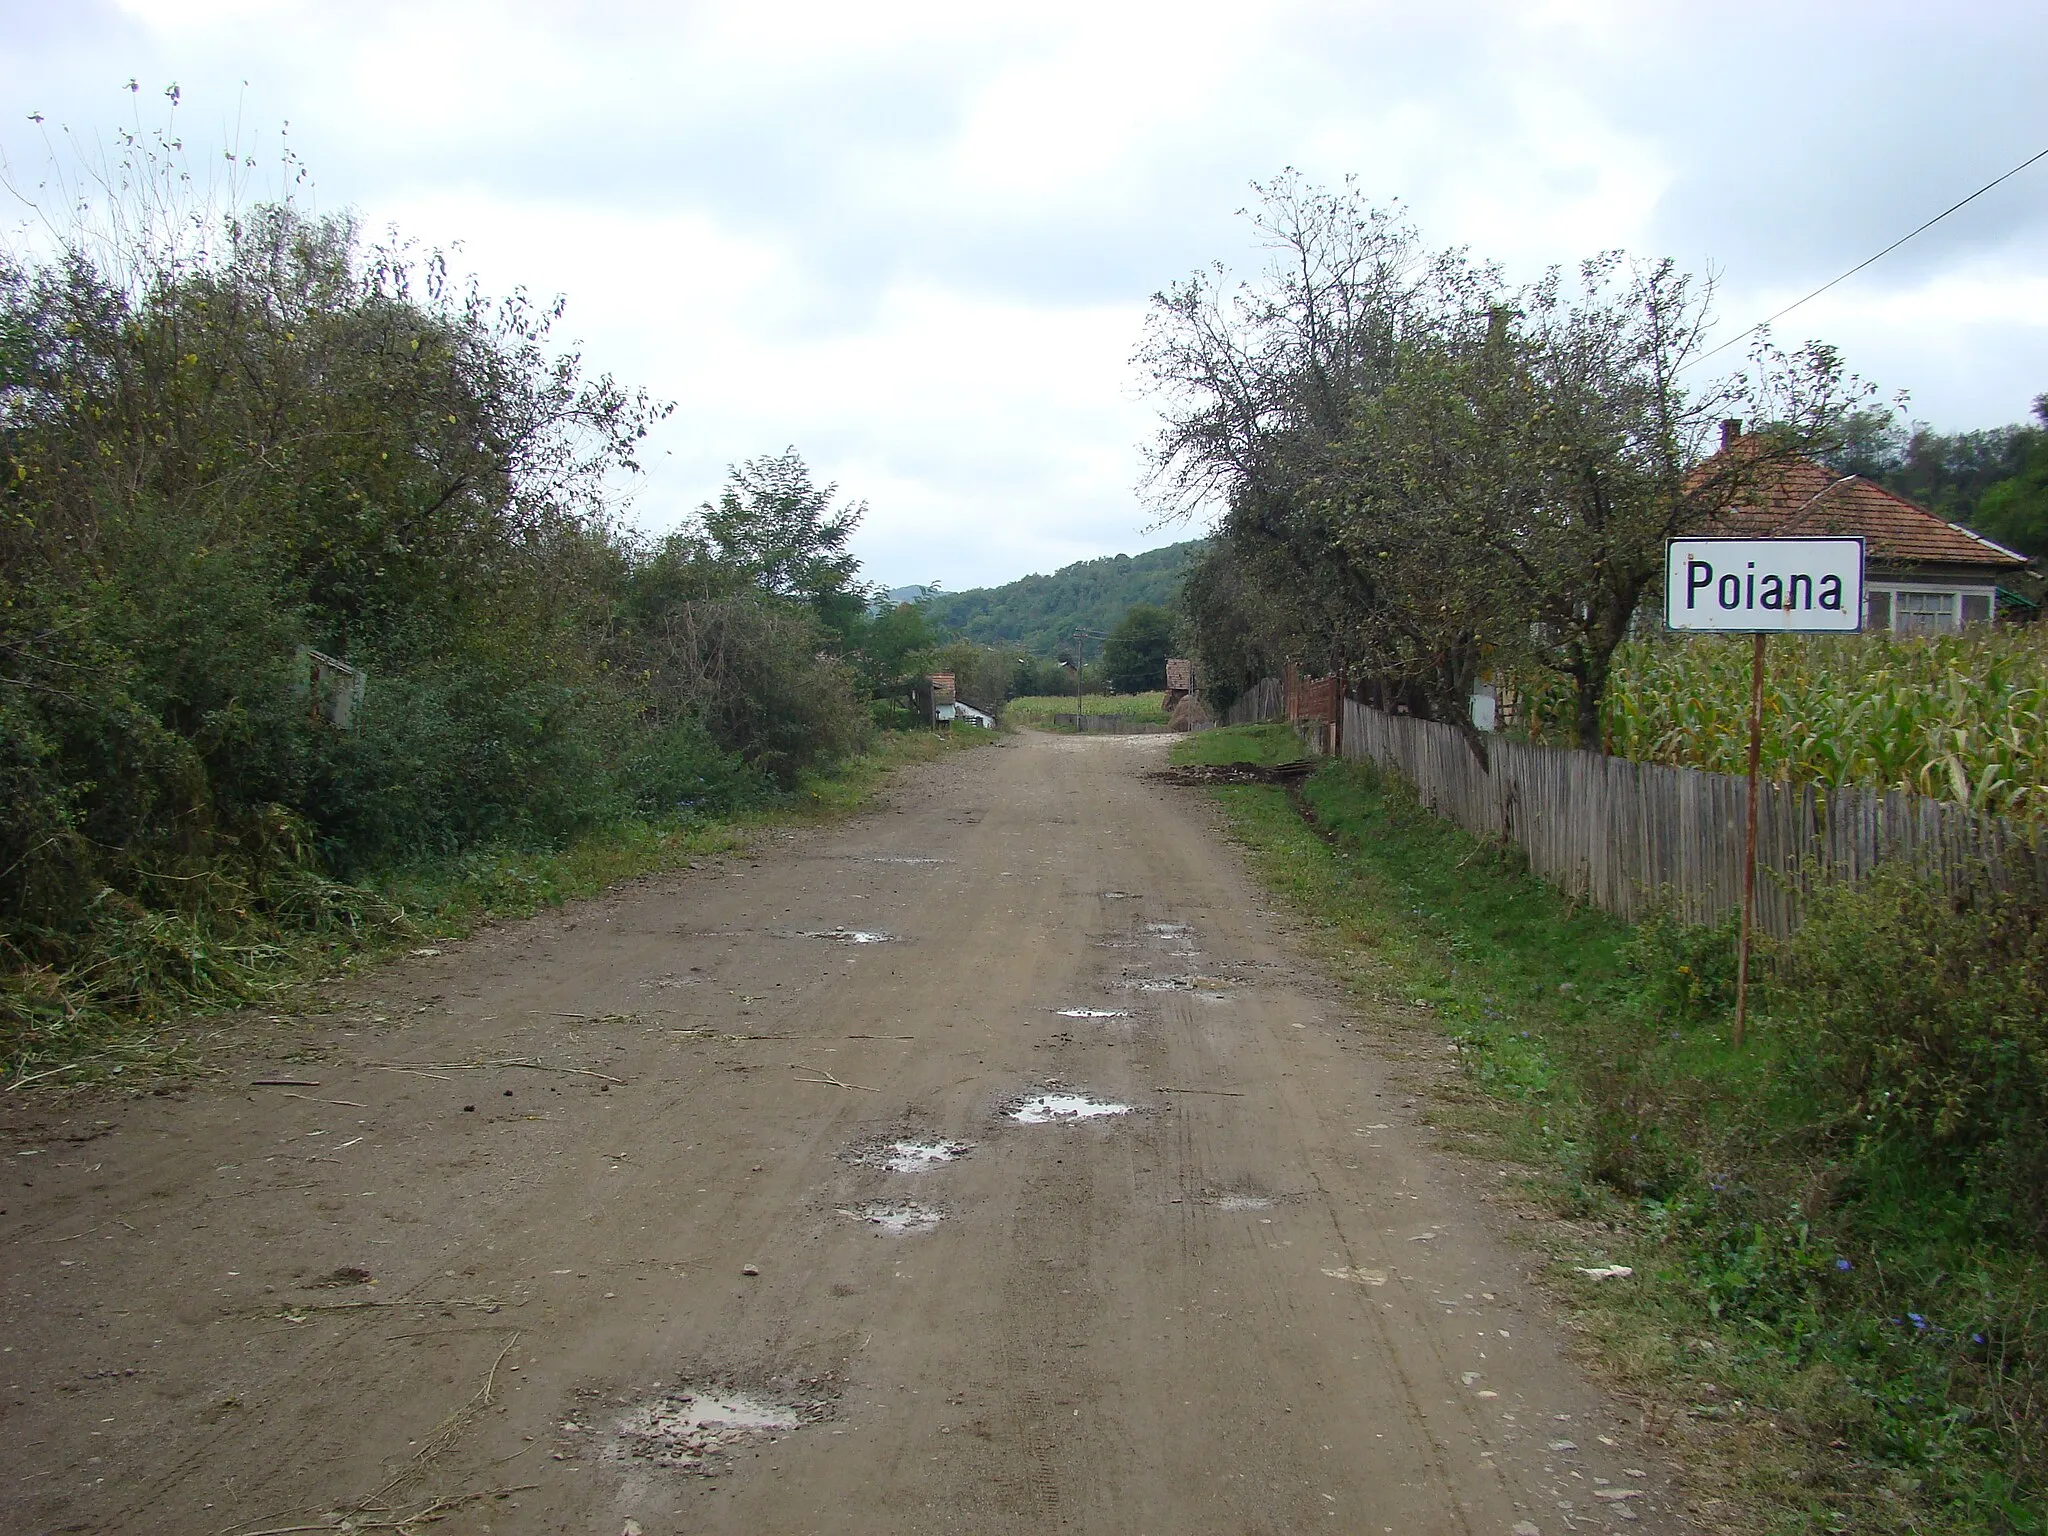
[919,539,1205,654]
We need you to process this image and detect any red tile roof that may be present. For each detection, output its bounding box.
[1698,442,2027,570]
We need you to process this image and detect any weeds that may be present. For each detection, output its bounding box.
[1177,724,2048,1536]
[1,726,983,1087]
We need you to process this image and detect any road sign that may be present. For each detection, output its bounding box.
[1664,537,1865,633]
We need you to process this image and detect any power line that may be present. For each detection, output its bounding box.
[1685,143,2048,371]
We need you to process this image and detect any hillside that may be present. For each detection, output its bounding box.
[919,539,1205,654]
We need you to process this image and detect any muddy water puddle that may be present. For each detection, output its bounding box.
[796,928,897,944]
[611,1380,832,1472]
[846,1137,974,1173]
[1053,1007,1130,1019]
[841,1200,943,1234]
[1007,1093,1133,1123]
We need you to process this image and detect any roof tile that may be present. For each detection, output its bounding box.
[1698,444,2026,569]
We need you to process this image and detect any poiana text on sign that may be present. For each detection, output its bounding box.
[1664,537,1865,633]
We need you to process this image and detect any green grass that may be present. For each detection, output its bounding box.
[2,728,987,1090]
[1171,721,1304,766]
[1172,728,2047,1536]
[1004,691,1170,728]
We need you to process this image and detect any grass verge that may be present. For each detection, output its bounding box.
[1175,724,2046,1536]
[2,727,986,1090]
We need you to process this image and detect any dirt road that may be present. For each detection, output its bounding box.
[2,731,1682,1536]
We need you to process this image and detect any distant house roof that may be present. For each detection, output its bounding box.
[1699,431,2026,572]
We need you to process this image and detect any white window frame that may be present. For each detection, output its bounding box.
[1863,582,1997,634]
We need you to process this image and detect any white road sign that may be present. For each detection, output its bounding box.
[1664,537,1864,633]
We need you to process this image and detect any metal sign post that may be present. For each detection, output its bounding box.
[1664,536,1864,1046]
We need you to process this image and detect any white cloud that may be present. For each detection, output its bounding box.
[7,0,2045,587]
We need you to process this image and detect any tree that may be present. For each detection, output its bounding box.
[701,448,870,639]
[1104,603,1176,691]
[1146,174,1874,755]
[1970,395,2048,559]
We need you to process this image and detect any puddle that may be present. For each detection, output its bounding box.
[847,1138,974,1173]
[841,1201,943,1234]
[797,929,895,943]
[1100,890,1139,900]
[1127,973,1238,993]
[1210,1194,1274,1211]
[1323,1266,1390,1286]
[1054,1008,1130,1019]
[614,1386,818,1471]
[1008,1093,1132,1123]
[1145,922,1192,935]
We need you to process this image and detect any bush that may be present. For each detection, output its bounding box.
[1782,862,2048,1245]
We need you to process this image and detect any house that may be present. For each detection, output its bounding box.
[1699,423,2028,633]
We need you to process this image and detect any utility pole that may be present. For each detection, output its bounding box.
[1073,629,1085,731]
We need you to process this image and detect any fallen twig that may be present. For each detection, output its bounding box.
[280,1092,368,1109]
[789,1065,879,1092]
[1153,1085,1247,1096]
[229,1484,541,1536]
[845,1033,914,1040]
[252,1078,323,1087]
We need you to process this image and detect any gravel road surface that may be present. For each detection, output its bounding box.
[2,730,1682,1535]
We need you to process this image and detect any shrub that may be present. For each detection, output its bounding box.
[1780,862,2048,1246]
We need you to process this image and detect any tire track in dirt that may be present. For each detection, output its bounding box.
[2,732,1686,1536]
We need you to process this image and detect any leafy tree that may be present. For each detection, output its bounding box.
[1970,395,2048,558]
[701,448,870,640]
[1146,174,1873,753]
[1103,602,1176,691]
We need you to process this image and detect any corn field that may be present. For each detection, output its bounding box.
[1513,627,2048,821]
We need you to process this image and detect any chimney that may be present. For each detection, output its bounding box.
[1720,419,1743,451]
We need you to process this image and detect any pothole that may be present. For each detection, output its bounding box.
[1053,1008,1130,1019]
[1209,1194,1275,1211]
[1007,1093,1133,1123]
[1099,890,1139,900]
[841,1201,943,1234]
[846,1137,974,1173]
[796,929,896,944]
[610,1379,832,1473]
[1145,922,1192,935]
[1123,974,1239,993]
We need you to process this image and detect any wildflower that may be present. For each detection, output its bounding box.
[1834,1258,1852,1272]
[1907,1312,1928,1332]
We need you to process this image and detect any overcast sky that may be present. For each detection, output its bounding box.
[4,0,2045,590]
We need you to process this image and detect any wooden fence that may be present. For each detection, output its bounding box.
[1231,680,2042,936]
[1222,677,1284,727]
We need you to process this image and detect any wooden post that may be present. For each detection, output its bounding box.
[1733,631,1765,1048]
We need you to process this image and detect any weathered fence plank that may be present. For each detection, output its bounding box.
[1223,683,2039,935]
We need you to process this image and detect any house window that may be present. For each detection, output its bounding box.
[1895,590,1959,634]
[1866,590,1891,631]
[1962,593,1993,627]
